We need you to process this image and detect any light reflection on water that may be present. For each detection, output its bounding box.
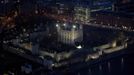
[72,53,134,75]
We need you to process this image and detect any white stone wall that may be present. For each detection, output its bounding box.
[57,24,83,45]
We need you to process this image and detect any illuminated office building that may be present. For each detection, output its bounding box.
[74,7,90,22]
[73,0,113,22]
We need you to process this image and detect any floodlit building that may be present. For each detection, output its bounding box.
[74,7,90,22]
[73,0,113,22]
[56,23,83,45]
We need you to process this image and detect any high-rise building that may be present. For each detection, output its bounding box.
[74,7,90,22]
[73,0,113,22]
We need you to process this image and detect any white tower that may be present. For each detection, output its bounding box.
[56,23,83,45]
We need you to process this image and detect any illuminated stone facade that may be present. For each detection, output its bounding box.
[74,7,90,22]
[56,23,83,45]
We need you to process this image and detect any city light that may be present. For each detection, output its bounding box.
[56,24,59,27]
[76,45,82,49]
[73,25,76,29]
[0,0,133,75]
[63,23,66,26]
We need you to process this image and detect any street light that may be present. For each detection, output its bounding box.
[63,23,66,26]
[76,45,82,49]
[73,25,76,29]
[56,24,59,27]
